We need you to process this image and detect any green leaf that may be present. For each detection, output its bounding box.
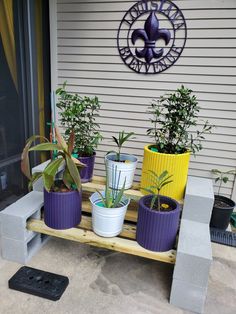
[29,143,61,152]
[67,130,75,154]
[63,167,74,190]
[159,180,173,189]
[21,135,48,180]
[113,179,126,208]
[96,190,106,207]
[141,187,155,195]
[28,172,42,191]
[150,195,157,210]
[222,177,229,184]
[43,172,54,192]
[55,126,68,151]
[66,155,81,190]
[43,158,64,191]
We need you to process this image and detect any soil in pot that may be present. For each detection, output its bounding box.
[210,195,235,230]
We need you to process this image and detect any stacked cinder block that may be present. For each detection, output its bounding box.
[0,191,48,264]
[170,176,214,313]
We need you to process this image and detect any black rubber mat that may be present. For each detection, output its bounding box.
[9,266,69,301]
[210,228,236,248]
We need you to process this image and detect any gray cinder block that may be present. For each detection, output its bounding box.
[1,233,43,264]
[182,176,214,224]
[0,191,43,241]
[173,219,212,288]
[170,278,207,314]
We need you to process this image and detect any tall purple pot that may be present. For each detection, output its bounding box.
[136,195,180,252]
[78,153,96,183]
[44,189,82,230]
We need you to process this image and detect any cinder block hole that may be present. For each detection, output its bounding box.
[27,235,40,256]
[40,206,44,220]
[41,234,48,243]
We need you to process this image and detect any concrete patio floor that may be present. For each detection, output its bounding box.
[0,238,235,314]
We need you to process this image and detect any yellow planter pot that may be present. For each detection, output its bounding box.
[140,145,190,201]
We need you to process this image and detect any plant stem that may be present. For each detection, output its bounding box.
[157,190,161,211]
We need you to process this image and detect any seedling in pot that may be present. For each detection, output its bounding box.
[96,165,126,208]
[107,131,135,162]
[211,168,236,195]
[142,170,173,211]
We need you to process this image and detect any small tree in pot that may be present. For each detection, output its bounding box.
[141,85,213,200]
[210,168,236,230]
[106,131,138,189]
[90,165,130,237]
[21,127,85,230]
[137,170,180,252]
[56,83,102,183]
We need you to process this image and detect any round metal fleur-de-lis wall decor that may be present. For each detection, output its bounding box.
[117,0,187,74]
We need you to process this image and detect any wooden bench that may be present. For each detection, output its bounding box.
[27,176,176,264]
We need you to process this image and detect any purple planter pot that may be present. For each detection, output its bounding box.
[78,153,96,183]
[44,189,82,230]
[136,195,180,252]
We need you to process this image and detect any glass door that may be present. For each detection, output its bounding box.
[0,0,50,210]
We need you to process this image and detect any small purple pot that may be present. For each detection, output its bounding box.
[78,153,96,183]
[136,195,180,252]
[44,189,82,230]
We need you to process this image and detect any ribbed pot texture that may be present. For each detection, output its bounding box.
[136,195,180,252]
[141,145,190,201]
[210,195,235,230]
[44,189,82,230]
[78,153,96,183]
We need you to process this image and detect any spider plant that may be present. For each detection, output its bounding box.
[142,170,173,211]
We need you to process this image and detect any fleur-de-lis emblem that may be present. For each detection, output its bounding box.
[131,12,171,64]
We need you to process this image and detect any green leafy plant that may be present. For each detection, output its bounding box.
[147,85,213,155]
[211,168,236,195]
[142,170,173,211]
[56,82,102,157]
[21,127,85,192]
[96,165,126,208]
[107,131,135,162]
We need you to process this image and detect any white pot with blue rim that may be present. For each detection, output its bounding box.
[105,153,138,190]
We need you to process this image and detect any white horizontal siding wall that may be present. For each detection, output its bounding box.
[51,0,236,199]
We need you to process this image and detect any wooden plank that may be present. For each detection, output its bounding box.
[79,215,136,239]
[27,219,176,264]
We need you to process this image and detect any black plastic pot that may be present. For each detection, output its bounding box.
[210,195,235,230]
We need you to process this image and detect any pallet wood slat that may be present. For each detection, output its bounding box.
[27,219,176,264]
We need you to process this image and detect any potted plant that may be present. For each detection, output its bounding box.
[137,170,180,252]
[105,131,138,189]
[56,83,102,183]
[210,168,236,230]
[90,165,130,237]
[141,85,213,200]
[21,127,85,230]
